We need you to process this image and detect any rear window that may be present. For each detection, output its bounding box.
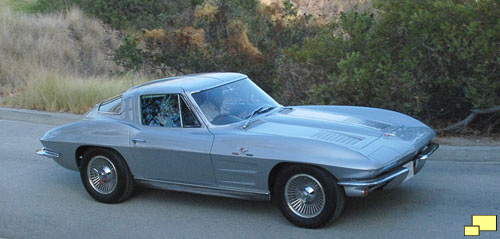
[98,96,122,114]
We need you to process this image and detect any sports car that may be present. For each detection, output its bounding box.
[36,72,438,228]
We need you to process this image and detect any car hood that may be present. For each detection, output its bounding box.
[248,106,433,150]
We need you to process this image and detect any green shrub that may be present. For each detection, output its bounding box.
[113,35,145,71]
[279,0,500,127]
[34,0,323,94]
[32,0,500,131]
[34,0,201,29]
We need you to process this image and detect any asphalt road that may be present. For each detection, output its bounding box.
[1,119,499,239]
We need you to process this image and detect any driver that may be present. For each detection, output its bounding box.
[198,87,224,122]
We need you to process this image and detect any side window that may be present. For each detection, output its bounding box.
[180,97,201,128]
[141,94,180,127]
[99,96,122,114]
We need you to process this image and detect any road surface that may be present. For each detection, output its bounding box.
[0,119,499,238]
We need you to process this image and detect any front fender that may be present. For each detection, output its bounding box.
[210,130,380,193]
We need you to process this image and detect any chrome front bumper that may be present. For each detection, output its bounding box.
[36,147,60,158]
[339,142,439,197]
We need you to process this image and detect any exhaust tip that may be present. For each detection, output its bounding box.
[344,186,370,197]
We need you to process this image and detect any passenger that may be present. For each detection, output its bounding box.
[158,95,180,127]
[142,95,180,127]
[198,88,224,122]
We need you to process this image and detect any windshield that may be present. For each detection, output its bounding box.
[192,78,280,125]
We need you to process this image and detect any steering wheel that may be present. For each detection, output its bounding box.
[228,100,247,116]
[211,114,242,125]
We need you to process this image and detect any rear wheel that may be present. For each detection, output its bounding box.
[274,165,345,228]
[80,148,135,203]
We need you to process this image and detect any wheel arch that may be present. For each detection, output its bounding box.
[268,162,340,199]
[75,145,129,171]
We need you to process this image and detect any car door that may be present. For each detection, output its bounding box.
[130,93,216,186]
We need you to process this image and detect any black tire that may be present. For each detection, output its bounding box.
[80,148,135,203]
[273,165,345,228]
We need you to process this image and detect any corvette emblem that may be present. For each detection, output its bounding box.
[232,147,253,157]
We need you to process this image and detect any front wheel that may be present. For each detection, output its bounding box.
[274,165,345,228]
[80,148,135,203]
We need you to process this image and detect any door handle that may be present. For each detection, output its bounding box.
[132,138,147,143]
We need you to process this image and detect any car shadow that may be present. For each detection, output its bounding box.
[334,186,423,226]
[127,184,421,228]
[42,167,424,229]
[132,186,279,214]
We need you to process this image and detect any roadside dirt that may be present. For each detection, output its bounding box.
[434,136,500,146]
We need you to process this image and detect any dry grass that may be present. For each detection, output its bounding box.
[0,8,119,92]
[227,20,262,56]
[0,7,152,113]
[194,0,217,22]
[2,71,149,114]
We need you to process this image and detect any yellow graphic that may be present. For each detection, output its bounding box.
[464,226,480,236]
[473,215,497,231]
[464,215,497,236]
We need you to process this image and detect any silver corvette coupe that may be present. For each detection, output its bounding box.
[37,72,438,228]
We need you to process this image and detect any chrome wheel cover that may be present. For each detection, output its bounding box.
[285,174,325,218]
[87,155,118,195]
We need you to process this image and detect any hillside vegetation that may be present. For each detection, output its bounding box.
[0,8,149,113]
[261,0,372,19]
[0,0,37,12]
[280,0,500,131]
[1,0,499,133]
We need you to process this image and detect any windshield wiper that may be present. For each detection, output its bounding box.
[242,106,274,129]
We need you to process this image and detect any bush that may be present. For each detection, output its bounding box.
[34,0,202,29]
[29,0,500,132]
[279,0,500,128]
[110,0,326,93]
[35,0,322,89]
[113,35,146,72]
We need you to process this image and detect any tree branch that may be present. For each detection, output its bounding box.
[438,105,500,133]
[471,105,500,114]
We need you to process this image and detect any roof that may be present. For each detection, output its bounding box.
[126,72,248,95]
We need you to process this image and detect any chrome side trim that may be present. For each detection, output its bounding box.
[97,94,123,115]
[97,111,122,115]
[135,178,271,201]
[340,168,410,197]
[417,142,439,160]
[36,147,60,158]
[338,167,409,187]
[339,142,439,197]
[178,94,184,127]
[414,142,439,173]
